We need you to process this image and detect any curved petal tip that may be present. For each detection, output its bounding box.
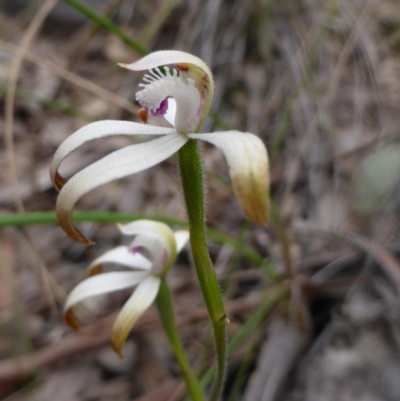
[64,308,81,331]
[111,338,124,359]
[111,277,160,357]
[88,264,103,276]
[54,172,67,192]
[191,131,270,225]
[57,211,95,246]
[65,226,94,246]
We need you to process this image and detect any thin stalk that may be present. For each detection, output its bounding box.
[0,211,180,227]
[0,211,277,279]
[178,139,226,401]
[0,211,281,284]
[156,278,205,401]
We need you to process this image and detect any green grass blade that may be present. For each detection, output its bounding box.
[0,211,279,281]
[61,0,148,55]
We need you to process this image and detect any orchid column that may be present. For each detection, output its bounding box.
[50,51,270,400]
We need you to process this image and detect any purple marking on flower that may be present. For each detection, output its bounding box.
[150,98,169,116]
[131,246,143,254]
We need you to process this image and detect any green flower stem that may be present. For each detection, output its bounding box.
[156,278,205,401]
[178,139,226,401]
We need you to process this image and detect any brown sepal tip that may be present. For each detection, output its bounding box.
[89,264,103,277]
[62,224,95,246]
[64,308,81,331]
[111,341,124,359]
[54,171,67,192]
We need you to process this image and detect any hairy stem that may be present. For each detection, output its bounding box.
[178,139,226,401]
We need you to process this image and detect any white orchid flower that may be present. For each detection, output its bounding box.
[64,220,189,357]
[50,50,269,245]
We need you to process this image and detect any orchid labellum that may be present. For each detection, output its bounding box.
[50,51,269,244]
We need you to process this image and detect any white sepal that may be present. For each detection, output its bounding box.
[119,220,173,238]
[56,134,188,245]
[190,131,270,224]
[119,50,212,79]
[50,120,175,191]
[111,275,160,357]
[88,246,152,276]
[64,271,149,328]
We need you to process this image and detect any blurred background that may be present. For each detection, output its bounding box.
[1,0,400,400]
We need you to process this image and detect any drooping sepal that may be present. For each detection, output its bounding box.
[190,131,270,224]
[55,134,188,245]
[111,276,160,357]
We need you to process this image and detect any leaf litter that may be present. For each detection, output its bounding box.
[2,0,400,400]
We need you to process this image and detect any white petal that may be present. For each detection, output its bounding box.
[174,230,190,253]
[119,220,177,273]
[64,271,149,329]
[190,131,270,224]
[88,246,152,276]
[120,51,214,132]
[120,51,212,80]
[135,68,200,133]
[164,98,177,126]
[172,82,200,133]
[50,120,175,191]
[65,271,148,310]
[56,134,188,245]
[111,276,160,356]
[119,220,174,239]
